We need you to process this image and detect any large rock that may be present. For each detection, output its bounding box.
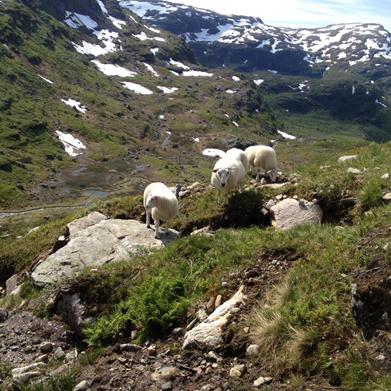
[31,214,178,286]
[269,198,322,230]
[183,286,246,349]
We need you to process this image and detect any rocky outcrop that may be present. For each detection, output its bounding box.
[267,198,322,230]
[31,213,178,286]
[183,286,246,349]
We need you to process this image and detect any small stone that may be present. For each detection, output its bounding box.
[152,366,178,383]
[207,351,219,361]
[162,381,173,390]
[172,327,182,335]
[381,173,389,180]
[54,347,65,360]
[276,194,283,201]
[206,296,215,312]
[229,364,246,378]
[40,342,54,353]
[73,380,91,391]
[338,155,357,164]
[147,344,157,356]
[376,353,386,361]
[12,362,46,375]
[253,376,273,387]
[347,167,362,175]
[243,327,250,334]
[221,281,228,288]
[131,330,138,340]
[65,349,78,362]
[120,343,142,352]
[214,295,222,309]
[383,193,391,202]
[246,344,260,357]
[13,371,42,384]
[0,308,9,323]
[35,354,49,363]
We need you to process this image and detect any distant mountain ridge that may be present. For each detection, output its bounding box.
[121,0,391,74]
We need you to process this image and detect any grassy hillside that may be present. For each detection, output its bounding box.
[1,142,390,389]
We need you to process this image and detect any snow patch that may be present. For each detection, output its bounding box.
[133,32,165,41]
[192,137,200,143]
[150,47,159,55]
[145,25,160,34]
[226,89,236,94]
[182,70,213,77]
[38,75,53,84]
[157,86,178,94]
[169,58,190,70]
[55,130,86,157]
[232,121,239,127]
[92,60,136,77]
[73,30,120,57]
[108,16,127,29]
[96,0,108,14]
[253,79,264,86]
[61,98,87,113]
[143,62,159,76]
[122,82,153,95]
[277,129,296,140]
[232,76,240,82]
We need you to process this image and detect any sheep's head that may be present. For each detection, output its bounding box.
[214,167,231,187]
[146,194,159,208]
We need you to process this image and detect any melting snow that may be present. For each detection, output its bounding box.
[119,1,179,18]
[151,47,159,55]
[182,70,213,77]
[232,76,240,82]
[375,99,388,108]
[92,60,136,77]
[232,121,239,127]
[226,89,236,94]
[122,82,153,95]
[133,32,165,41]
[143,62,159,76]
[157,86,178,94]
[267,69,278,74]
[169,58,189,70]
[73,30,120,57]
[55,130,86,157]
[96,0,108,14]
[61,98,87,113]
[145,25,160,34]
[108,16,127,29]
[192,137,200,143]
[277,129,296,140]
[254,79,264,86]
[64,12,98,30]
[38,75,53,84]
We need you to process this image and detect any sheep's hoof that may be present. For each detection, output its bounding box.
[146,224,151,229]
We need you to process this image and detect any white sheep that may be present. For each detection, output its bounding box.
[143,182,179,239]
[225,148,249,172]
[245,145,278,182]
[211,156,246,204]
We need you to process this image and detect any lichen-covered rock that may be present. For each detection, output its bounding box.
[183,286,246,349]
[338,155,358,164]
[269,198,322,230]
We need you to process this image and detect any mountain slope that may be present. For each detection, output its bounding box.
[0,0,279,207]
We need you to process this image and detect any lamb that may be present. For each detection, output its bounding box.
[225,148,249,172]
[245,145,278,182]
[211,156,246,204]
[143,182,179,239]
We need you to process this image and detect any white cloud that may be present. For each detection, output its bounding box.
[168,0,391,31]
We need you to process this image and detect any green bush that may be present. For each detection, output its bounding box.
[358,178,384,211]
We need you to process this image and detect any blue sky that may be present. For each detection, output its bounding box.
[169,0,391,30]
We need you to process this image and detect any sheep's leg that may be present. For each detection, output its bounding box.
[146,209,151,228]
[154,219,160,239]
[256,170,260,181]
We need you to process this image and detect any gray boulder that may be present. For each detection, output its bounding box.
[31,214,178,286]
[269,198,322,230]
